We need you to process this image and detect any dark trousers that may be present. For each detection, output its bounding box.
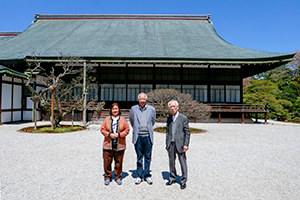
[134,136,152,179]
[103,149,125,180]
[168,142,188,184]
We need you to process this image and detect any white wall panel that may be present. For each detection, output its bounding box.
[27,97,32,109]
[13,85,22,109]
[2,76,12,82]
[14,78,23,83]
[37,86,45,93]
[13,111,22,121]
[23,111,32,121]
[1,112,11,123]
[2,83,12,109]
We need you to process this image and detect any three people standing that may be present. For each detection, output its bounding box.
[100,95,190,189]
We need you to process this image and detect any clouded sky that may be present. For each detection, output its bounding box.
[1,0,299,53]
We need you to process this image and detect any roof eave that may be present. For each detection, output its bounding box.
[23,53,294,65]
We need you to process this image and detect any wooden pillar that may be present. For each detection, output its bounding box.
[207,64,211,103]
[218,112,221,123]
[265,112,268,124]
[255,113,258,123]
[83,60,86,126]
[34,101,37,130]
[126,63,128,101]
[242,113,244,124]
[21,78,24,121]
[11,77,14,122]
[0,75,2,124]
[51,89,54,129]
[153,64,156,90]
[98,63,101,103]
[180,64,183,93]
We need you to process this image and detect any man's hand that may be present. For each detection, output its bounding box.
[183,145,188,153]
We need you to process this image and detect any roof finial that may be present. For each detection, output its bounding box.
[34,14,40,22]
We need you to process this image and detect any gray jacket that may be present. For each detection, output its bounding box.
[130,104,156,144]
[166,113,191,153]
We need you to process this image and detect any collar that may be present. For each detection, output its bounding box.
[172,112,179,121]
[138,104,147,111]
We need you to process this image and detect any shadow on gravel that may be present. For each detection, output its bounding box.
[162,171,181,184]
[102,171,129,180]
[129,170,153,179]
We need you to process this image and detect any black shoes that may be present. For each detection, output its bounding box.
[166,180,186,189]
[166,180,176,186]
[180,183,186,189]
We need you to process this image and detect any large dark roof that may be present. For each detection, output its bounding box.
[0,14,294,64]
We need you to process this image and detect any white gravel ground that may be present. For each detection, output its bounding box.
[0,121,300,200]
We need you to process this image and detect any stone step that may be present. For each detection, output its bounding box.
[90,109,130,124]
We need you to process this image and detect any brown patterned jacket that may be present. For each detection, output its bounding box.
[100,116,130,151]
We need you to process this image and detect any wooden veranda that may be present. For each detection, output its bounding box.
[210,104,268,124]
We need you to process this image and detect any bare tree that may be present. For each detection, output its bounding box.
[40,84,75,127]
[26,52,83,129]
[70,72,105,126]
[146,89,211,122]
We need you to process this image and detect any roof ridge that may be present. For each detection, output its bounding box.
[0,32,22,36]
[34,14,211,22]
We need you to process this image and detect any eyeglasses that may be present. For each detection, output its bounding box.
[169,105,177,108]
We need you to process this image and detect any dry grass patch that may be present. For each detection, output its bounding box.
[154,127,207,134]
[19,125,86,134]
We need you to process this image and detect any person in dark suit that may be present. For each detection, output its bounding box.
[165,100,191,189]
[130,93,156,185]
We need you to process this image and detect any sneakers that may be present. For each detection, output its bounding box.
[135,177,142,185]
[135,177,153,185]
[104,179,110,185]
[145,177,153,185]
[116,179,122,185]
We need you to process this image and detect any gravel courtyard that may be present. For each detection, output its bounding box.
[0,121,299,200]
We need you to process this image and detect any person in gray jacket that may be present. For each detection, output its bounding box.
[130,93,156,185]
[165,100,191,189]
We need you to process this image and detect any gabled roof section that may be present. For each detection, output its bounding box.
[0,14,294,63]
[0,32,22,43]
[0,65,26,78]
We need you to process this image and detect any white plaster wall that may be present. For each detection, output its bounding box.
[13,111,22,121]
[1,112,11,123]
[2,83,12,109]
[14,78,22,83]
[27,97,32,109]
[23,111,32,121]
[2,76,12,82]
[37,86,44,93]
[13,85,22,109]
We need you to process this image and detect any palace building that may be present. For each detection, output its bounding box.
[0,14,295,123]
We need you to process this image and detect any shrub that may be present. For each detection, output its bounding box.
[146,89,211,121]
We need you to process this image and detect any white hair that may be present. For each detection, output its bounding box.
[138,93,148,100]
[168,100,179,107]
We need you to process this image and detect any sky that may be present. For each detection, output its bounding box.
[0,0,299,54]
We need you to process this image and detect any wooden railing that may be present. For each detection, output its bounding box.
[210,104,267,113]
[209,104,268,124]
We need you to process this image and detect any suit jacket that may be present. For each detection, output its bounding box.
[166,113,191,153]
[130,104,156,144]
